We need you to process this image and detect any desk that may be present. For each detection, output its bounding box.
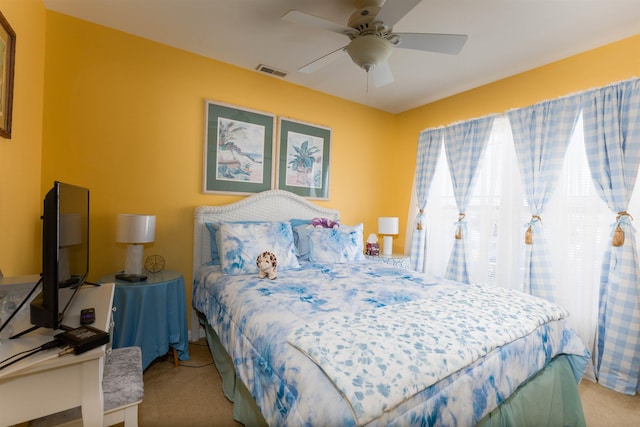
[99,270,189,370]
[0,283,114,427]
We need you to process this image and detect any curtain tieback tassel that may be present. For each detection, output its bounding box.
[454,213,466,239]
[416,208,425,230]
[524,215,542,245]
[612,211,633,247]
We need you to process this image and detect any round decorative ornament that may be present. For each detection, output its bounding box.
[144,254,166,273]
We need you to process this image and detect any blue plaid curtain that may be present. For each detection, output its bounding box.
[410,128,443,272]
[507,97,581,302]
[443,117,494,283]
[581,79,640,394]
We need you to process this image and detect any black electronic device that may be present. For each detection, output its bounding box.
[13,182,90,338]
[56,326,109,355]
[80,308,95,325]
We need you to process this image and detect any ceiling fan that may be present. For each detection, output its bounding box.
[282,0,468,87]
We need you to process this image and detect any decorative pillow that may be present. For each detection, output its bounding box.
[290,218,310,228]
[204,222,221,265]
[292,218,341,260]
[293,224,313,260]
[218,221,299,275]
[308,223,366,263]
[205,220,266,265]
[311,217,340,229]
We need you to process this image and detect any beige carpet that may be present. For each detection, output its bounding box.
[579,378,640,427]
[139,340,640,426]
[138,340,240,427]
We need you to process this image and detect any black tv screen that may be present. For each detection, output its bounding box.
[30,181,89,330]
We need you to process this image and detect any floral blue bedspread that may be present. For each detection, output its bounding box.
[193,261,589,426]
[288,284,575,425]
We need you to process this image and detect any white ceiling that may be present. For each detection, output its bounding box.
[42,0,640,114]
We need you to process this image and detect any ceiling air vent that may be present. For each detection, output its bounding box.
[256,64,287,78]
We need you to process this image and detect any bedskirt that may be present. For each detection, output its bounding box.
[200,314,586,427]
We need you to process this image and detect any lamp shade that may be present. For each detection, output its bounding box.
[378,217,399,235]
[116,214,156,243]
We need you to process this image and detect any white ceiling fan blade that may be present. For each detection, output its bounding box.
[395,33,468,54]
[281,10,354,36]
[371,60,394,87]
[299,46,347,74]
[376,0,423,28]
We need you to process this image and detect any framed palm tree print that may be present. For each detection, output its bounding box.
[277,118,331,200]
[203,100,275,194]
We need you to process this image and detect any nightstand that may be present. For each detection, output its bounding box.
[364,254,411,269]
[98,270,190,369]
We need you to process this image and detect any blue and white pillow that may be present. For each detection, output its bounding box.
[205,222,222,265]
[206,220,269,265]
[293,224,314,260]
[205,220,260,265]
[308,223,366,263]
[218,221,299,275]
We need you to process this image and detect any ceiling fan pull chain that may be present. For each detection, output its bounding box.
[366,70,370,93]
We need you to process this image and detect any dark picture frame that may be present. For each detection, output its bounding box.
[203,100,275,194]
[277,118,331,200]
[0,10,15,139]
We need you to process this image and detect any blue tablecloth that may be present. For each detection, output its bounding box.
[99,270,190,369]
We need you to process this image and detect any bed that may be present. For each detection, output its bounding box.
[191,189,590,426]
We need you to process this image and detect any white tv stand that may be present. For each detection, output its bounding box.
[0,282,114,426]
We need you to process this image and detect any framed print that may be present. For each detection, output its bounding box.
[0,10,15,139]
[277,118,331,200]
[203,100,275,194]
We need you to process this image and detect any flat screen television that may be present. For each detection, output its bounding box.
[27,181,90,333]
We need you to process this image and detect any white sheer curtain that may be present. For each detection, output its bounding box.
[545,114,612,381]
[420,146,455,278]
[469,118,528,290]
[422,117,528,287]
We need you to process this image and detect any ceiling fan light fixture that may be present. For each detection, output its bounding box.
[346,34,393,72]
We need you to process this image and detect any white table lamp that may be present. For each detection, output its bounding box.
[116,214,156,282]
[378,217,399,256]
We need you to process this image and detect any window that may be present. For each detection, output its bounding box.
[420,112,640,369]
[424,117,528,290]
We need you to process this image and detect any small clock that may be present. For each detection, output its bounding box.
[144,254,166,273]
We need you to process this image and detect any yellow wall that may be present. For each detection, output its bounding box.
[0,0,45,276]
[41,12,395,312]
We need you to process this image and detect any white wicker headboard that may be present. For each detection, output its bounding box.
[193,189,339,276]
